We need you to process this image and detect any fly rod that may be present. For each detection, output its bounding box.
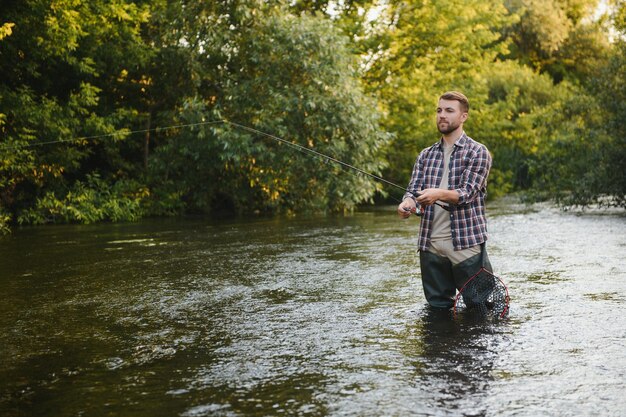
[0,116,447,212]
[223,120,450,212]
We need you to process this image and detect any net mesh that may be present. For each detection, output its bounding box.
[454,268,509,319]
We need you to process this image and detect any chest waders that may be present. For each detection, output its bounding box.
[419,243,492,309]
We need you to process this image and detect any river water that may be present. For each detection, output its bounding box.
[1,200,624,416]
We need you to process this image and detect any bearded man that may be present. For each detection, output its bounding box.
[397,91,494,309]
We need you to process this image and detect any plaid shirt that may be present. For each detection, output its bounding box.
[403,132,492,251]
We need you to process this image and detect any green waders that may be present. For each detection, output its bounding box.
[419,244,492,309]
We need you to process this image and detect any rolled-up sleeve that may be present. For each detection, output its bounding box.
[455,145,492,206]
[404,154,423,200]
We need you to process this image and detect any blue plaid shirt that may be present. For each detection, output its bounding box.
[403,132,492,251]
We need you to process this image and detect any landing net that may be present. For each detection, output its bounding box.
[454,267,510,319]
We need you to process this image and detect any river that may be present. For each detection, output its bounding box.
[1,199,624,416]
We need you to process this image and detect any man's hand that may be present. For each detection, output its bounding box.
[416,188,459,206]
[415,188,441,207]
[397,197,417,219]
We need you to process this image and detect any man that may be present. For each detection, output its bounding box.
[397,91,493,309]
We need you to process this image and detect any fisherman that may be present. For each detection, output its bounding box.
[397,91,494,309]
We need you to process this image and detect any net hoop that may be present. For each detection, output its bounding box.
[453,267,510,319]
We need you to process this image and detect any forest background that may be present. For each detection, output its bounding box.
[1,0,625,234]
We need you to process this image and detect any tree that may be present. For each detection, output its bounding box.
[504,0,611,83]
[1,0,623,234]
[362,0,515,190]
[0,0,153,228]
[531,0,625,207]
[149,6,390,214]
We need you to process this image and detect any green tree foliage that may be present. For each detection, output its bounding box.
[529,0,626,207]
[346,0,623,206]
[0,0,153,231]
[504,0,611,83]
[149,8,390,214]
[468,61,570,196]
[0,0,389,232]
[364,0,516,187]
[0,0,623,233]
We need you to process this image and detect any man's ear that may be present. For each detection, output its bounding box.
[461,112,469,123]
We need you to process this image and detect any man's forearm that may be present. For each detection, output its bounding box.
[437,189,460,204]
[415,188,460,206]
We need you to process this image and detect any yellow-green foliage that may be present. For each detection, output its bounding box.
[0,0,623,233]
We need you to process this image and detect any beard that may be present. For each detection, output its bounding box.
[437,120,460,134]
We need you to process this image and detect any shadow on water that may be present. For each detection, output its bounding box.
[399,307,509,417]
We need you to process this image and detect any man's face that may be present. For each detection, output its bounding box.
[437,99,467,135]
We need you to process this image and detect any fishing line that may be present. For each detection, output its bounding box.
[223,120,413,209]
[223,120,407,193]
[0,119,226,151]
[0,116,446,211]
[222,120,449,212]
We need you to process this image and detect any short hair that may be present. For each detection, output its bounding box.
[439,91,469,113]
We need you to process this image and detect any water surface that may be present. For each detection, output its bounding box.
[1,201,624,416]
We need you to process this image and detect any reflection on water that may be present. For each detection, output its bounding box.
[399,307,509,416]
[0,202,624,416]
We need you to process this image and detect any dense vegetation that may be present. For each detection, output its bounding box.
[1,0,624,233]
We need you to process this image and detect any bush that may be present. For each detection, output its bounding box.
[17,174,147,225]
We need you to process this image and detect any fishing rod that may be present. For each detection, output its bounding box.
[0,116,448,212]
[223,120,450,213]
